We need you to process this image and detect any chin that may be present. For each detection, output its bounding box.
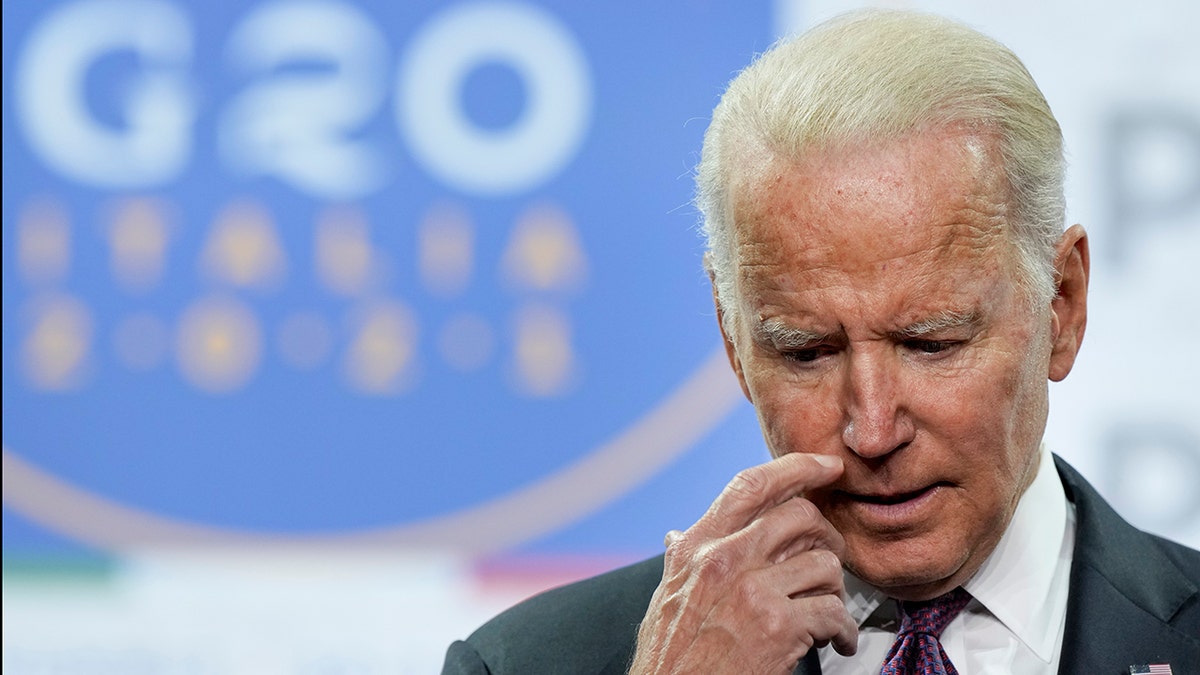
[844,537,969,600]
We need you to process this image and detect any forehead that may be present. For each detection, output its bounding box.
[731,127,1015,302]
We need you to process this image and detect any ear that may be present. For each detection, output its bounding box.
[1047,224,1090,382]
[706,253,753,402]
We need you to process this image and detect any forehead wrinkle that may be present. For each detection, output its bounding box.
[938,195,1009,255]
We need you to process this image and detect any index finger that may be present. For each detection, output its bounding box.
[694,453,843,537]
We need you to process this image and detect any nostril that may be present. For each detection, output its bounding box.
[842,424,912,459]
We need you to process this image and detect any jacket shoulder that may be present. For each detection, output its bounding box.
[1146,532,1200,628]
[460,555,665,674]
[1054,456,1200,670]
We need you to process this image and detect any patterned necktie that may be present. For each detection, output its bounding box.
[879,587,972,675]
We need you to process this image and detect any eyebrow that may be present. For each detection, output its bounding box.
[753,318,826,348]
[892,309,982,339]
[753,309,981,347]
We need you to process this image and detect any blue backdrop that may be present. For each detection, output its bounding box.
[2,0,776,558]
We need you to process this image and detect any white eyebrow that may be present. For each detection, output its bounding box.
[753,318,826,347]
[894,309,981,338]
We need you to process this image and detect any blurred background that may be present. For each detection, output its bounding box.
[3,0,1197,672]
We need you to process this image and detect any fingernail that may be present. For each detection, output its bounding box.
[812,454,841,469]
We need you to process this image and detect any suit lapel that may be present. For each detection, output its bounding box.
[1054,457,1200,674]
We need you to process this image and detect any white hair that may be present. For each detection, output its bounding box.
[697,9,1065,334]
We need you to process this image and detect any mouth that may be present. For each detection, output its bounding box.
[850,483,946,505]
[833,481,952,525]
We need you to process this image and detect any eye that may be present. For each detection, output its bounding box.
[784,349,820,363]
[782,345,838,363]
[904,339,956,354]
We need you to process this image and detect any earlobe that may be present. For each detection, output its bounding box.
[1047,224,1090,382]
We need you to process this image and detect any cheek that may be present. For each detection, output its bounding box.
[913,343,1029,435]
[911,351,1045,489]
[749,370,845,456]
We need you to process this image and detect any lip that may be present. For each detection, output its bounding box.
[835,482,950,528]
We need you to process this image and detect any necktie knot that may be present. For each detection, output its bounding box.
[897,586,973,639]
[880,587,973,675]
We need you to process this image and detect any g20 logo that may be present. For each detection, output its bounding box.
[3,0,764,554]
[15,0,590,198]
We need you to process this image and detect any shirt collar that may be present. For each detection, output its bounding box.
[962,442,1069,660]
[841,444,1070,660]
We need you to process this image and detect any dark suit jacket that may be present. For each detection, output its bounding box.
[441,457,1200,674]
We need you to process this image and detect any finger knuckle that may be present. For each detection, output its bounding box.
[811,548,843,581]
[726,465,770,501]
[663,530,694,563]
[811,594,847,625]
[795,629,815,653]
[758,603,790,640]
[732,572,763,607]
[786,497,821,524]
[694,542,732,582]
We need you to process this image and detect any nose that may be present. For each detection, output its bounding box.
[841,346,914,458]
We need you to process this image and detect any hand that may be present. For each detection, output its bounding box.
[629,453,858,675]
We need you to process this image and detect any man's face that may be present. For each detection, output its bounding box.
[720,126,1076,600]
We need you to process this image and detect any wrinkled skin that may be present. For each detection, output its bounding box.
[630,125,1089,674]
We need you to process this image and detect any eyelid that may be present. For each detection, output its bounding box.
[781,344,839,363]
[902,337,963,356]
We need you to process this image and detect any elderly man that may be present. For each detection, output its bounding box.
[442,10,1200,674]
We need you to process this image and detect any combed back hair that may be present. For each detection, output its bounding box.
[697,9,1066,336]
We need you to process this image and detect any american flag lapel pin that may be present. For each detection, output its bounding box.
[1128,665,1172,674]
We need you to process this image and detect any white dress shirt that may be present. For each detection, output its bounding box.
[819,444,1077,674]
